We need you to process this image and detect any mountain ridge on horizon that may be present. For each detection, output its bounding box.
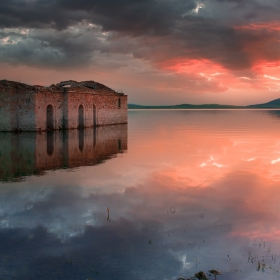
[128,98,280,109]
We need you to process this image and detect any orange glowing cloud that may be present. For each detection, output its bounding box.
[143,20,280,99]
[158,58,260,93]
[234,21,280,31]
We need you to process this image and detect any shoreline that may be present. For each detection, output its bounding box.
[128,108,280,110]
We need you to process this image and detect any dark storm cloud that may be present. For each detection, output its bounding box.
[60,0,197,36]
[0,0,197,33]
[0,0,280,70]
[0,25,107,67]
[0,0,83,30]
[0,0,278,32]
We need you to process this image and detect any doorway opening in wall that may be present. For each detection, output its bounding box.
[46,105,54,130]
[93,104,96,126]
[78,105,84,129]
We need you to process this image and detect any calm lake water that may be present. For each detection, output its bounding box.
[1,109,280,279]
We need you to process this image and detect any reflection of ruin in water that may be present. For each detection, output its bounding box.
[78,129,84,151]
[0,125,127,182]
[47,132,54,155]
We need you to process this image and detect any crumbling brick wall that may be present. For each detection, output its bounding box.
[0,80,127,132]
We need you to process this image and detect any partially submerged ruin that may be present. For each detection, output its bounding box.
[0,80,127,132]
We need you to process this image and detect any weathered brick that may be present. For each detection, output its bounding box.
[0,80,127,131]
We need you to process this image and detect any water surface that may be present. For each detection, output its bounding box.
[1,110,280,279]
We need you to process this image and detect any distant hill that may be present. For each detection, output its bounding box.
[128,103,245,109]
[247,98,280,108]
[128,98,280,109]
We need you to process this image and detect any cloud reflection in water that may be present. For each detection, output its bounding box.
[1,110,280,279]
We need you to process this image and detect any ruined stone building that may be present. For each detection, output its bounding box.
[0,80,127,132]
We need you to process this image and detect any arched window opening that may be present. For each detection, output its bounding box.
[118,98,121,109]
[46,105,54,130]
[78,105,84,129]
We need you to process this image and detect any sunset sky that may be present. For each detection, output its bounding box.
[1,0,280,105]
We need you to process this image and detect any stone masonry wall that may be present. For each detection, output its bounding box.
[0,80,127,131]
[17,91,36,131]
[0,90,36,131]
[35,90,64,131]
[66,91,127,129]
[66,91,96,129]
[95,95,127,125]
[0,91,13,131]
[34,91,127,131]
